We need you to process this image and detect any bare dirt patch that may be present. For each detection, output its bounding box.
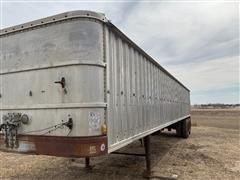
[0,109,239,179]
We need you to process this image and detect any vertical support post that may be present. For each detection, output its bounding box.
[144,135,152,177]
[85,157,90,169]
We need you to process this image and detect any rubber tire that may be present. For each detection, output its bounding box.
[176,122,182,137]
[182,118,191,138]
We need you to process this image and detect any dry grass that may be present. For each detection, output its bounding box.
[191,108,240,129]
[0,109,239,180]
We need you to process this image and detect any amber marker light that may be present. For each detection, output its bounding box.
[101,121,107,135]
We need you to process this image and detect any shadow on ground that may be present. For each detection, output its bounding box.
[68,130,182,180]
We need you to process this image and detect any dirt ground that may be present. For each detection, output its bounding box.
[0,109,239,180]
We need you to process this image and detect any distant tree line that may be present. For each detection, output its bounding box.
[192,103,240,109]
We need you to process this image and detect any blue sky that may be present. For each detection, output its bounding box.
[0,0,239,104]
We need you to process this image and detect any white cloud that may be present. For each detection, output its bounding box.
[166,55,239,92]
[118,2,238,64]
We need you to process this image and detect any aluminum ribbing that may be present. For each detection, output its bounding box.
[105,25,190,152]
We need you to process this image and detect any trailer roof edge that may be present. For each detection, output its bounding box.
[0,10,107,36]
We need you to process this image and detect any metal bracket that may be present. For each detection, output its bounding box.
[54,77,66,88]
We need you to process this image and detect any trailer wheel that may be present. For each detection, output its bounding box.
[182,118,191,138]
[176,122,182,137]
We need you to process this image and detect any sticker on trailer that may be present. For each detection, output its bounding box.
[88,112,101,134]
[89,145,97,154]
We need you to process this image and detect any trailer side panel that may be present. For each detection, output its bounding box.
[105,25,190,152]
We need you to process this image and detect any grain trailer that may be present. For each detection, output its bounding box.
[0,11,191,175]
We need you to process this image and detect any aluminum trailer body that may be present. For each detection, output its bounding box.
[0,11,190,158]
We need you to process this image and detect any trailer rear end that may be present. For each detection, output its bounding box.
[0,11,191,175]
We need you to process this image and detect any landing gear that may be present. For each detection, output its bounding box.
[143,135,152,178]
[85,157,93,170]
[111,135,153,178]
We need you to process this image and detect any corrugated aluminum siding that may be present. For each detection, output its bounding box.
[105,26,190,152]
